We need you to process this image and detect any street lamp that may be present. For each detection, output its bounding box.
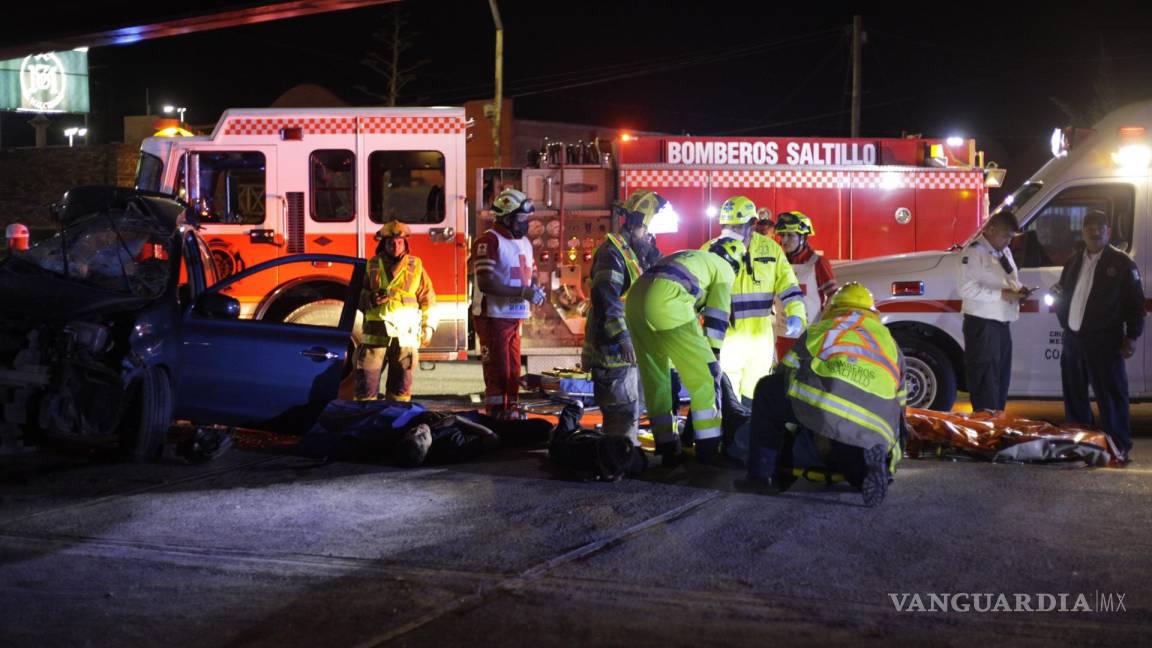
[63,127,88,147]
[163,105,187,123]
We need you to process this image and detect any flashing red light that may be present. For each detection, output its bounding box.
[280,127,303,141]
[541,252,551,262]
[1118,126,1146,142]
[582,252,593,262]
[621,133,633,142]
[891,281,924,296]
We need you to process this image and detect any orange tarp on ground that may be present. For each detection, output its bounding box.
[905,408,1119,467]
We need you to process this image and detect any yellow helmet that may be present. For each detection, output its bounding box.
[618,189,668,228]
[827,282,876,313]
[718,195,758,226]
[775,211,815,237]
[491,188,535,218]
[707,237,746,274]
[375,221,411,239]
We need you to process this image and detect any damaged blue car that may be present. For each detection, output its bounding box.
[0,187,365,462]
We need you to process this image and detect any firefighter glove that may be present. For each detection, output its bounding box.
[421,325,435,346]
[785,316,804,337]
[619,338,636,364]
[530,285,547,305]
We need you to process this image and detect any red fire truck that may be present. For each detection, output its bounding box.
[135,107,471,361]
[478,133,1003,371]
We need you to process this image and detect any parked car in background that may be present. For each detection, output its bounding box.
[0,187,365,462]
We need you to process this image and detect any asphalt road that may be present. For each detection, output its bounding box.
[2,364,1151,646]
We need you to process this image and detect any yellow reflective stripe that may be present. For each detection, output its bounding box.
[605,233,643,283]
[594,268,626,286]
[604,317,628,338]
[788,381,895,446]
[782,351,801,369]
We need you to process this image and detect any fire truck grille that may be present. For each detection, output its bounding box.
[286,192,305,254]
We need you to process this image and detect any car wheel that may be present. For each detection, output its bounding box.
[121,366,173,462]
[896,337,957,411]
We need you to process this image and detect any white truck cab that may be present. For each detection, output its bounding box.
[837,102,1150,409]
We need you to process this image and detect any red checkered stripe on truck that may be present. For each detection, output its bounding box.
[222,116,467,136]
[622,169,984,190]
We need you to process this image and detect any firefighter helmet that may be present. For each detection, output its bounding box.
[618,189,668,229]
[718,196,758,226]
[375,221,411,240]
[708,237,746,274]
[775,211,815,237]
[827,282,876,313]
[491,188,535,218]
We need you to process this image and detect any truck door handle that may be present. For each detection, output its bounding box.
[249,228,282,246]
[300,347,340,361]
[429,227,455,243]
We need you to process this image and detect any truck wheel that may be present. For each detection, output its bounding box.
[121,367,173,462]
[896,337,957,411]
[283,299,363,346]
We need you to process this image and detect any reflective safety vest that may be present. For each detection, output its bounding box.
[782,309,907,465]
[582,233,645,368]
[701,232,805,337]
[471,227,536,319]
[363,254,437,347]
[641,249,734,352]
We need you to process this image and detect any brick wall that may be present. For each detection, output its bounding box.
[0,144,138,229]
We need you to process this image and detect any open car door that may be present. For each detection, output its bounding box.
[175,254,365,433]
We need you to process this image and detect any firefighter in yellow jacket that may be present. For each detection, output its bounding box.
[624,240,743,465]
[354,221,437,401]
[739,283,907,507]
[702,195,806,402]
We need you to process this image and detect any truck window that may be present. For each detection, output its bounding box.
[1012,183,1135,268]
[135,152,163,192]
[174,151,267,225]
[311,150,355,222]
[369,150,446,224]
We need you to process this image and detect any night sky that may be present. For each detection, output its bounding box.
[5,3,1152,179]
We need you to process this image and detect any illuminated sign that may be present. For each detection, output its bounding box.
[664,139,877,166]
[0,50,89,113]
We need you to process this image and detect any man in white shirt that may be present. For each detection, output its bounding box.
[957,210,1030,412]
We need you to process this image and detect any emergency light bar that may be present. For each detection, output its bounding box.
[1112,126,1151,172]
[1050,127,1095,158]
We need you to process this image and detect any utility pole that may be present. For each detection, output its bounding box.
[850,15,863,138]
[488,0,504,167]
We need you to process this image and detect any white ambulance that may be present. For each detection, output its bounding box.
[837,102,1150,409]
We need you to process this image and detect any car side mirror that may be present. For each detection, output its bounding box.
[195,291,241,319]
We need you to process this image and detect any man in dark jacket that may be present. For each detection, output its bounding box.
[581,189,665,445]
[1053,210,1145,464]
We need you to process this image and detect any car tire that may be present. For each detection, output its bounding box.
[895,336,957,411]
[282,299,363,346]
[122,367,173,462]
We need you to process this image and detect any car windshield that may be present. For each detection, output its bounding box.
[19,205,174,298]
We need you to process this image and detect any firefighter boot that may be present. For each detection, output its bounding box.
[654,438,683,469]
[860,443,890,508]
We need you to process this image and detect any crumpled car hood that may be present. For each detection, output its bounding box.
[0,260,151,322]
